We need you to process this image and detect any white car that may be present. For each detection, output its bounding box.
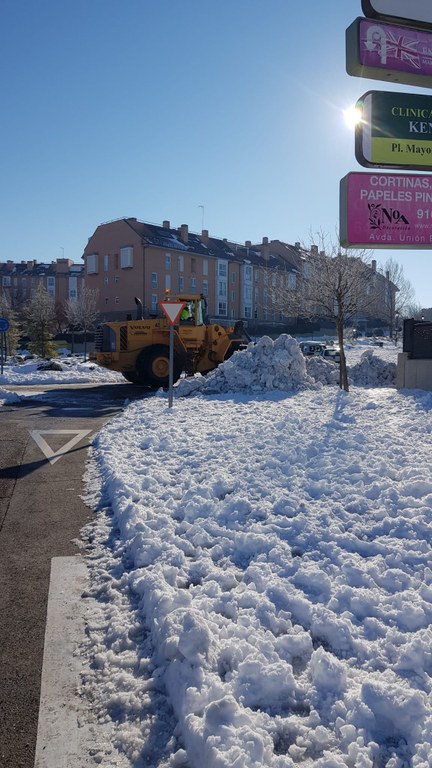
[299,341,340,364]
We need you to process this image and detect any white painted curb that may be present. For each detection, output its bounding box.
[34,556,128,768]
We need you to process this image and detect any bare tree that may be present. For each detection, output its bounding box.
[22,285,57,358]
[304,240,375,391]
[64,287,99,361]
[378,257,416,336]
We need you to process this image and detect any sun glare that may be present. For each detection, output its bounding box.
[343,104,362,129]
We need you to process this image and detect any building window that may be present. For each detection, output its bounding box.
[104,297,109,305]
[165,253,171,270]
[178,276,184,292]
[151,294,158,312]
[231,290,236,302]
[202,280,208,296]
[203,259,208,276]
[115,296,120,304]
[218,262,227,277]
[165,275,171,292]
[2,276,11,287]
[219,282,227,296]
[254,269,259,283]
[245,286,252,300]
[178,255,184,272]
[218,302,227,316]
[245,266,252,280]
[244,306,252,318]
[103,276,109,285]
[103,254,109,272]
[114,275,119,283]
[69,289,77,300]
[120,246,133,269]
[231,272,236,284]
[191,258,196,273]
[87,254,98,274]
[190,277,197,291]
[151,272,158,289]
[288,273,297,289]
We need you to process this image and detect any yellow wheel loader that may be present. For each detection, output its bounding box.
[91,295,249,387]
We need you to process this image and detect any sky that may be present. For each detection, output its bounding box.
[1,0,432,309]
[2,341,432,767]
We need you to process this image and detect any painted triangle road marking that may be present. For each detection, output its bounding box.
[30,429,93,465]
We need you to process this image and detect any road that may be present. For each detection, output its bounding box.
[0,382,152,768]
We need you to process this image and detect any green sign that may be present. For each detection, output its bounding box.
[355,90,432,171]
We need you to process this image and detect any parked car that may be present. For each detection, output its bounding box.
[299,341,340,364]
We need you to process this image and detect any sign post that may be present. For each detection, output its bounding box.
[159,301,185,408]
[0,318,10,375]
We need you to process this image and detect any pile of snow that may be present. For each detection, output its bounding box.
[305,355,340,386]
[0,387,21,405]
[176,335,317,396]
[82,388,432,768]
[0,356,125,385]
[349,348,397,387]
[175,337,398,397]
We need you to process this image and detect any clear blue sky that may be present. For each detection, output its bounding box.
[1,0,431,308]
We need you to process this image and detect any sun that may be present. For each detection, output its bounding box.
[343,104,362,129]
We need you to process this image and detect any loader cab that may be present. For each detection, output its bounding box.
[176,294,208,326]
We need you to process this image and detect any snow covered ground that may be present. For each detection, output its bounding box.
[3,339,432,767]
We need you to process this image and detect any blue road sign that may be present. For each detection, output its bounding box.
[0,318,10,332]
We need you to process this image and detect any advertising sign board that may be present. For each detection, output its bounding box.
[355,90,432,170]
[340,172,432,248]
[361,0,432,29]
[346,18,432,88]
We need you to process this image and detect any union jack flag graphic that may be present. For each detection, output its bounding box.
[384,31,421,69]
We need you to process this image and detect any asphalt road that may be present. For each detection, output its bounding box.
[0,382,153,768]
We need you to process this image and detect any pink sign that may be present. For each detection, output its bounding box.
[340,172,432,248]
[346,18,432,88]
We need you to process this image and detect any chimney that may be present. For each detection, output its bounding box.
[310,245,318,255]
[294,242,300,249]
[201,229,209,243]
[385,270,390,281]
[372,259,377,272]
[163,220,170,229]
[245,240,251,247]
[262,236,268,245]
[180,224,188,243]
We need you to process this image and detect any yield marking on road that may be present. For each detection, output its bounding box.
[30,429,92,465]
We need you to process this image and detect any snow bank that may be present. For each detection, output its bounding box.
[82,387,432,767]
[0,356,125,385]
[176,335,317,397]
[348,348,397,388]
[0,387,21,405]
[174,337,397,397]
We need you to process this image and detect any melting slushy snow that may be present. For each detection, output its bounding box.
[77,339,432,768]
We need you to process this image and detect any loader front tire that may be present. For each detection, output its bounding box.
[137,346,181,388]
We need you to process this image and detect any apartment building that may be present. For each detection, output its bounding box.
[82,218,303,326]
[0,258,84,309]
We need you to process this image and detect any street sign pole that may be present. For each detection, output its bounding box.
[168,324,174,408]
[0,318,10,374]
[159,301,186,410]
